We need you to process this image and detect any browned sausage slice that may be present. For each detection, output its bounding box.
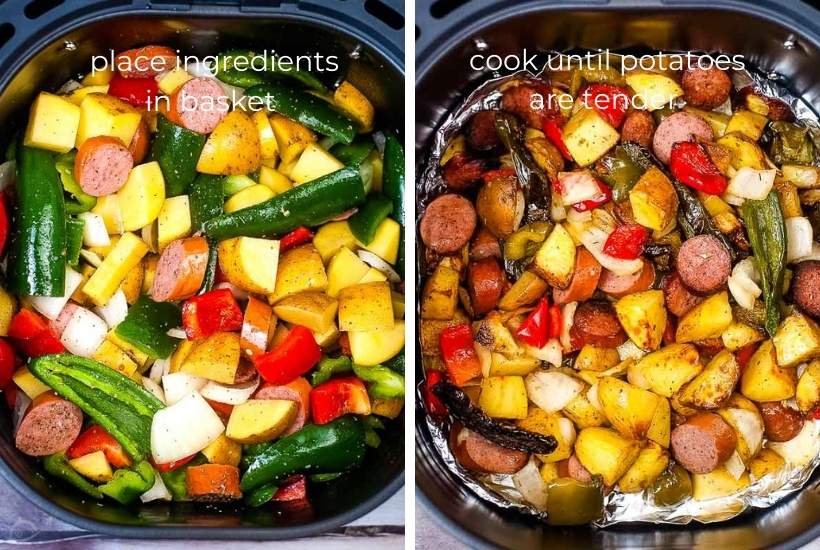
[74,136,134,197]
[759,402,804,442]
[670,412,737,474]
[676,234,731,294]
[442,153,485,191]
[501,84,559,129]
[569,301,628,348]
[597,260,655,298]
[470,226,501,261]
[449,426,528,474]
[567,454,593,482]
[681,67,732,110]
[791,260,820,320]
[553,248,602,305]
[620,110,655,148]
[115,45,178,78]
[233,359,258,385]
[652,111,714,164]
[420,194,477,255]
[150,237,210,302]
[663,271,704,317]
[15,393,83,457]
[169,77,229,134]
[467,258,505,315]
[466,111,502,153]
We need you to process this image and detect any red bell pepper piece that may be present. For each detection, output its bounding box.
[107,73,160,108]
[0,338,16,390]
[338,333,352,357]
[151,453,196,473]
[0,194,8,258]
[735,342,759,372]
[67,425,132,468]
[273,475,307,502]
[811,408,820,421]
[669,141,727,195]
[571,180,612,212]
[279,226,314,253]
[542,119,572,161]
[181,288,243,340]
[204,398,234,420]
[603,224,649,260]
[580,84,631,128]
[310,376,371,425]
[254,325,321,385]
[8,309,65,358]
[548,304,562,340]
[439,324,482,386]
[515,297,550,348]
[423,371,448,417]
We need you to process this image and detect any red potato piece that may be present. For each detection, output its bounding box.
[15,393,82,457]
[501,84,559,129]
[681,67,732,110]
[663,271,704,317]
[150,237,210,302]
[567,454,593,483]
[49,303,80,337]
[652,111,714,165]
[442,153,485,191]
[420,194,477,255]
[470,226,501,261]
[569,301,628,348]
[759,402,804,442]
[466,111,502,153]
[791,260,820,320]
[74,136,134,197]
[620,110,655,148]
[167,77,229,134]
[676,234,731,294]
[670,412,737,474]
[553,248,602,305]
[449,426,528,474]
[597,260,655,299]
[115,45,178,78]
[467,257,505,316]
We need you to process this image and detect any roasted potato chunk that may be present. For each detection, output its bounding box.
[627,343,702,397]
[532,224,576,289]
[597,376,661,440]
[614,289,666,351]
[772,313,820,368]
[740,340,797,402]
[676,350,740,410]
[675,291,732,343]
[574,427,641,486]
[618,442,669,493]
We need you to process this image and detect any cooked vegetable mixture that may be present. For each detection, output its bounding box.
[420,55,820,524]
[0,44,405,507]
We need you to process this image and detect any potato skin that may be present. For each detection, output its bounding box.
[676,349,740,410]
[574,427,641,486]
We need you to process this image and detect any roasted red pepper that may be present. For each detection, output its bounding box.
[439,324,482,386]
[423,370,448,417]
[0,338,15,390]
[310,376,371,425]
[542,119,573,161]
[571,180,612,212]
[603,224,649,259]
[279,226,314,253]
[515,297,550,348]
[273,475,307,502]
[811,408,820,421]
[254,325,321,385]
[735,342,759,371]
[548,304,562,340]
[181,288,243,340]
[0,194,9,258]
[8,309,65,358]
[67,425,132,468]
[151,453,196,473]
[580,84,631,128]
[107,74,159,108]
[669,141,727,195]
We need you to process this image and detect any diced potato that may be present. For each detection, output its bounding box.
[683,106,730,137]
[180,332,241,384]
[782,165,820,189]
[532,224,576,288]
[92,339,138,377]
[562,108,620,166]
[359,267,388,283]
[647,396,671,448]
[225,399,297,444]
[391,290,404,319]
[625,72,684,111]
[628,343,702,397]
[269,244,327,303]
[725,110,768,141]
[420,262,460,320]
[82,232,149,306]
[575,427,642,486]
[224,185,274,213]
[721,322,765,351]
[796,359,820,413]
[82,67,114,86]
[12,366,51,399]
[0,286,17,336]
[201,434,242,467]
[23,92,82,153]
[251,110,278,160]
[748,448,785,480]
[157,67,193,95]
[270,113,316,164]
[258,166,292,196]
[326,247,370,297]
[618,442,669,493]
[357,218,401,264]
[371,397,404,419]
[76,93,141,148]
[489,352,539,376]
[598,376,660,439]
[677,349,740,409]
[313,221,357,263]
[157,195,191,250]
[498,270,548,310]
[169,339,194,374]
[692,466,751,501]
[218,236,280,295]
[68,450,113,482]
[479,376,528,419]
[716,133,767,170]
[120,259,144,305]
[117,162,166,232]
[539,462,560,485]
[740,340,797,401]
[289,144,344,185]
[474,311,519,355]
[772,313,820,367]
[348,320,404,366]
[574,345,620,372]
[629,167,678,231]
[563,390,608,428]
[334,81,375,132]
[517,408,575,462]
[615,290,666,351]
[312,322,340,348]
[67,85,110,106]
[91,195,125,235]
[197,110,261,175]
[338,282,394,331]
[675,291,732,343]
[273,291,338,333]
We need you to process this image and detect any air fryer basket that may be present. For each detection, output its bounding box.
[416,1,820,548]
[0,0,404,539]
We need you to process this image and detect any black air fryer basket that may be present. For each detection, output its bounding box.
[0,0,404,539]
[415,1,820,548]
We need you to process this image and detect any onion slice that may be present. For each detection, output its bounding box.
[525,371,584,413]
[161,372,207,406]
[200,377,260,405]
[357,250,401,282]
[140,471,172,502]
[785,216,813,263]
[94,290,128,328]
[60,307,107,357]
[150,392,224,464]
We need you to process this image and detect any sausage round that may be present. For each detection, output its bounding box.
[663,271,704,317]
[128,118,151,164]
[254,383,308,437]
[470,226,501,261]
[791,260,820,319]
[169,77,229,134]
[597,260,655,298]
[501,84,559,129]
[442,153,485,191]
[652,111,714,164]
[759,402,804,442]
[420,194,477,255]
[569,301,628,348]
[467,258,505,315]
[74,136,134,197]
[150,237,210,302]
[553,248,602,305]
[233,359,258,385]
[449,426,528,474]
[115,45,178,78]
[15,393,83,457]
[670,412,737,474]
[681,66,732,110]
[567,454,593,483]
[676,234,731,294]
[620,110,655,148]
[466,111,502,153]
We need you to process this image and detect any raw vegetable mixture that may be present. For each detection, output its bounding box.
[0,44,405,508]
[419,54,820,525]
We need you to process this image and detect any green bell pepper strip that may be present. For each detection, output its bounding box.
[382,133,405,272]
[362,415,385,448]
[151,115,207,197]
[596,143,652,203]
[55,151,96,214]
[160,455,206,501]
[203,167,366,240]
[770,121,815,165]
[28,354,163,462]
[65,217,85,267]
[348,194,393,245]
[741,191,787,336]
[114,295,182,359]
[331,138,375,167]
[8,143,66,296]
[189,174,225,232]
[99,460,155,504]
[43,452,103,499]
[241,416,366,491]
[352,364,405,399]
[214,49,326,93]
[310,356,352,386]
[245,483,278,507]
[245,82,356,144]
[310,472,343,482]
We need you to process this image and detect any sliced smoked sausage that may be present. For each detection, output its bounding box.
[553,248,602,305]
[597,260,655,299]
[501,84,559,129]
[681,66,732,110]
[676,234,731,294]
[74,136,134,197]
[449,425,528,474]
[442,153,485,191]
[791,260,820,319]
[115,45,178,78]
[470,226,501,261]
[569,301,628,348]
[15,392,83,456]
[620,110,655,148]
[167,77,229,134]
[670,412,737,474]
[150,236,210,302]
[467,111,502,153]
[652,111,714,164]
[663,271,704,317]
[759,402,804,442]
[420,194,477,255]
[467,257,505,315]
